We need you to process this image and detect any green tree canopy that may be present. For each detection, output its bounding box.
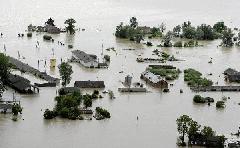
[130,17,138,28]
[65,18,76,34]
[221,28,234,47]
[59,62,73,86]
[176,115,193,144]
[0,53,11,83]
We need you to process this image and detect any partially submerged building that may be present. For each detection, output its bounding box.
[74,81,105,88]
[72,50,98,68]
[71,50,108,68]
[7,74,39,94]
[140,71,168,88]
[224,68,240,82]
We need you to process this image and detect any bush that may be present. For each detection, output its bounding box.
[43,109,57,119]
[173,41,183,47]
[43,35,52,40]
[68,45,73,49]
[95,107,111,118]
[216,101,225,108]
[146,42,153,46]
[188,40,195,47]
[27,32,32,37]
[12,104,22,115]
[193,95,206,103]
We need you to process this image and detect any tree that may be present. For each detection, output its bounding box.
[221,28,234,47]
[159,22,166,33]
[59,62,73,86]
[0,53,11,83]
[173,25,181,37]
[65,18,76,34]
[176,115,192,144]
[12,103,22,115]
[151,27,162,37]
[162,31,173,47]
[130,17,138,28]
[188,120,201,137]
[83,95,92,108]
[196,24,215,40]
[45,18,55,26]
[135,33,144,43]
[201,126,215,138]
[213,22,227,33]
[43,109,57,119]
[182,26,196,39]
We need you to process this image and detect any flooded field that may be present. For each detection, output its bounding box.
[0,0,240,147]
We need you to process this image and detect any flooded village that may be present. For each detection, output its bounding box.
[1,0,240,148]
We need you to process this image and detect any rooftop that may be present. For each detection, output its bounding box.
[74,81,105,88]
[72,50,97,63]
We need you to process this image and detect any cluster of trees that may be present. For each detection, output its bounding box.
[115,18,240,47]
[184,68,213,87]
[172,21,238,47]
[45,17,77,34]
[44,91,82,120]
[115,17,163,43]
[44,91,93,120]
[176,115,225,147]
[44,90,106,120]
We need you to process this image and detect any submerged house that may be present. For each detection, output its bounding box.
[224,68,240,82]
[7,74,39,94]
[72,50,99,68]
[140,71,168,88]
[74,81,105,88]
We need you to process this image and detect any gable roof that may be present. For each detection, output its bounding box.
[72,50,97,63]
[74,81,105,88]
[224,68,238,75]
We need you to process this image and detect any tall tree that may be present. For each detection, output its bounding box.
[213,21,227,33]
[176,115,192,144]
[0,53,11,83]
[221,28,234,47]
[159,22,166,33]
[59,62,73,86]
[173,25,181,37]
[162,31,173,47]
[65,18,76,34]
[130,17,138,28]
[45,18,55,26]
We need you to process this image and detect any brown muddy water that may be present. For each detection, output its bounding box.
[0,0,240,147]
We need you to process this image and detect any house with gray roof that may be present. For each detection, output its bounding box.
[224,68,240,82]
[74,81,105,88]
[71,50,99,68]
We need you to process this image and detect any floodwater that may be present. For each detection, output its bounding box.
[0,0,240,147]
